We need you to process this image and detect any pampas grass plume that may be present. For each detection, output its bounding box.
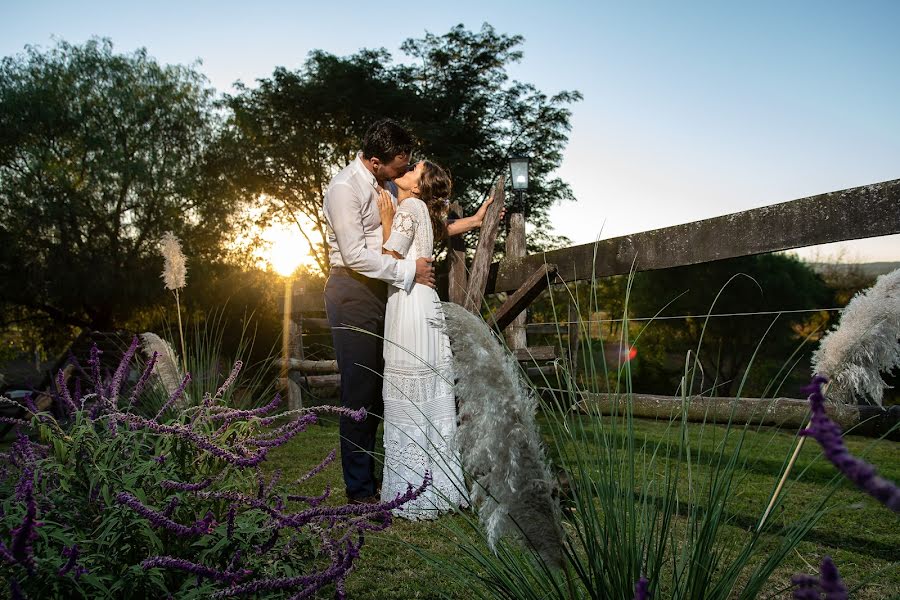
[140,332,184,400]
[812,267,900,405]
[440,302,565,568]
[160,231,187,291]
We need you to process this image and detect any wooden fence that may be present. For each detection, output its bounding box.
[283,178,900,437]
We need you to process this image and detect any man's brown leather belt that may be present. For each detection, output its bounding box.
[330,266,372,284]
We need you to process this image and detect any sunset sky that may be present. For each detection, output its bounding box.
[5,0,898,262]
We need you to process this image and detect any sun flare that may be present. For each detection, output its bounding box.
[264,223,312,276]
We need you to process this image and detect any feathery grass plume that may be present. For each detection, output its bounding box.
[159,231,188,373]
[140,332,184,401]
[440,302,565,568]
[160,231,187,291]
[811,267,900,405]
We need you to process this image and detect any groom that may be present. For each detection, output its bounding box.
[323,119,435,503]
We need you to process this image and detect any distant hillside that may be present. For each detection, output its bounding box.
[807,261,900,278]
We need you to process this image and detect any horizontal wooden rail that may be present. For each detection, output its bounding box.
[561,392,899,439]
[486,178,900,294]
[285,359,339,374]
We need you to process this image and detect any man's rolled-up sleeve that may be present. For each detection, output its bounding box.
[324,183,416,292]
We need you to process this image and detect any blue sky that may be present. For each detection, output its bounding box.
[4,0,899,261]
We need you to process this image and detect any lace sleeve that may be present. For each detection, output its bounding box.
[384,207,417,257]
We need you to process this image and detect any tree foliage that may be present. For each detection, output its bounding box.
[0,39,236,330]
[226,24,582,269]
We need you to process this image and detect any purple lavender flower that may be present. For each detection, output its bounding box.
[117,414,268,467]
[10,470,40,574]
[213,360,242,400]
[243,413,317,449]
[116,492,216,536]
[0,540,15,563]
[633,577,649,600]
[307,405,367,422]
[58,544,88,579]
[127,351,158,411]
[255,528,280,554]
[278,472,431,528]
[295,449,336,484]
[802,375,900,512]
[161,478,213,492]
[226,549,242,572]
[226,504,237,540]
[211,539,358,598]
[0,416,30,428]
[162,497,180,518]
[288,486,331,508]
[792,556,848,600]
[154,454,167,464]
[206,394,282,422]
[153,372,192,421]
[107,336,139,406]
[24,393,38,414]
[56,368,79,416]
[88,344,103,392]
[193,491,282,520]
[141,556,251,585]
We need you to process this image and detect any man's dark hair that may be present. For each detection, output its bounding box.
[362,119,414,162]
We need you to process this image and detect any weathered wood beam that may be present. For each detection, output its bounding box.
[285,359,339,374]
[464,176,506,313]
[565,392,899,439]
[448,201,468,305]
[577,392,853,427]
[491,263,558,331]
[513,346,558,362]
[504,211,528,350]
[302,374,342,389]
[487,178,900,294]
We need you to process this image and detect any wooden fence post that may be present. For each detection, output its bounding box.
[504,210,527,350]
[463,176,506,313]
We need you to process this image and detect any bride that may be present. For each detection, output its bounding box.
[376,160,498,519]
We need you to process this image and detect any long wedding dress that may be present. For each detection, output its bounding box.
[379,196,468,519]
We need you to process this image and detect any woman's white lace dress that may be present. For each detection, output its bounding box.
[380,197,468,519]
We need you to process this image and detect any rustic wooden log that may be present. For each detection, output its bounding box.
[285,359,339,374]
[486,178,900,294]
[514,346,558,362]
[573,392,860,429]
[463,175,506,313]
[448,201,468,306]
[304,374,342,388]
[491,264,558,332]
[504,211,527,350]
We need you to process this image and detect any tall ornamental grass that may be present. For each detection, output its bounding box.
[415,262,898,599]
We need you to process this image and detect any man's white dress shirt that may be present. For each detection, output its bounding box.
[323,154,416,292]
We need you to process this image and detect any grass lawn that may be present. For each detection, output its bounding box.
[264,412,900,599]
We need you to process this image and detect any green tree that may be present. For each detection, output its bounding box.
[627,253,831,396]
[0,39,237,331]
[226,23,581,271]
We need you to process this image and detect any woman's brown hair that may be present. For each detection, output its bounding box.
[417,160,452,241]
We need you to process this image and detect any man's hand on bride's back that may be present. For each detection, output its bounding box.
[415,257,435,288]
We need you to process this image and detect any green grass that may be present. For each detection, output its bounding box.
[263,414,900,599]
